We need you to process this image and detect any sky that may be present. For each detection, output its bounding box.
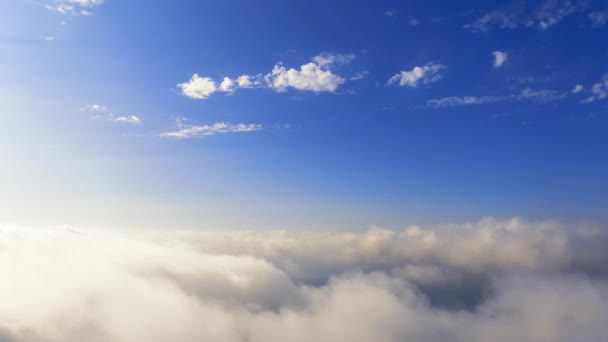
[1,0,608,230]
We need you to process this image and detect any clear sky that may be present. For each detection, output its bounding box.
[1,0,607,230]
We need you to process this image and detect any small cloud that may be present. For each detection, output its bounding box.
[81,104,141,124]
[385,10,398,16]
[161,120,262,139]
[350,71,368,81]
[265,54,352,93]
[408,18,421,26]
[388,63,446,87]
[493,51,508,68]
[44,36,56,41]
[572,84,584,94]
[582,77,608,103]
[589,11,608,27]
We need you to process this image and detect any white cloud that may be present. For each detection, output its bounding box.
[572,84,584,93]
[81,104,142,124]
[219,77,236,93]
[180,54,352,99]
[160,120,262,139]
[493,51,508,68]
[45,0,104,15]
[388,63,446,87]
[43,36,56,41]
[582,77,608,103]
[0,218,608,341]
[264,54,351,92]
[236,75,254,88]
[178,74,219,99]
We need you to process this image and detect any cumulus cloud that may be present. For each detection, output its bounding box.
[388,63,445,87]
[582,77,608,103]
[466,0,587,32]
[0,218,607,341]
[45,0,104,15]
[81,104,142,124]
[160,119,262,139]
[264,54,351,92]
[493,51,508,68]
[179,53,352,99]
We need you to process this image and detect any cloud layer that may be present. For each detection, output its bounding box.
[1,218,608,341]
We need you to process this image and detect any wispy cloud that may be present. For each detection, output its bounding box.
[589,11,608,27]
[179,53,353,99]
[81,104,142,124]
[427,88,569,108]
[582,77,608,103]
[388,63,446,87]
[160,119,262,139]
[466,0,587,32]
[45,0,104,15]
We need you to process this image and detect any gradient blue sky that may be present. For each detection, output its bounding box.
[1,0,607,230]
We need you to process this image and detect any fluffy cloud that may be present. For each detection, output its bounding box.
[81,104,142,124]
[179,54,352,99]
[582,77,608,103]
[0,218,607,341]
[264,54,351,92]
[45,0,104,15]
[492,51,508,68]
[160,119,262,139]
[388,63,445,87]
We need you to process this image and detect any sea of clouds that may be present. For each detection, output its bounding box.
[1,217,607,341]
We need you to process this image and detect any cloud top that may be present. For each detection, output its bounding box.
[1,218,608,341]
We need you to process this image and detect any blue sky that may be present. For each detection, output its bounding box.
[1,0,607,230]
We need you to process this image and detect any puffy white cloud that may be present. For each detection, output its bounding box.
[0,218,608,341]
[160,120,262,139]
[178,74,219,99]
[180,54,352,99]
[45,0,104,15]
[81,104,141,124]
[264,54,349,92]
[219,77,236,93]
[493,51,508,68]
[582,77,608,103]
[388,63,445,87]
[572,84,584,93]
